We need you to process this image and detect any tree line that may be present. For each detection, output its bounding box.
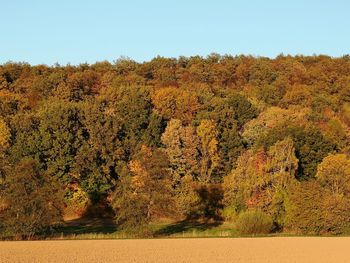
[0,54,350,238]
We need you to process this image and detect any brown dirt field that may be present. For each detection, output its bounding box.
[1,237,350,263]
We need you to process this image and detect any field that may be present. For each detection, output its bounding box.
[1,237,350,263]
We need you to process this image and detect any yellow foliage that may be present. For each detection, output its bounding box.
[129,160,148,190]
[197,120,220,183]
[0,118,11,153]
[316,154,350,196]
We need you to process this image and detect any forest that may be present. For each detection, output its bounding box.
[0,54,350,238]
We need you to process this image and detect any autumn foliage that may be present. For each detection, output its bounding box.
[1,54,350,237]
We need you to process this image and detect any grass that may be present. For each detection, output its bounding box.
[39,215,350,240]
[48,216,239,240]
[152,220,238,238]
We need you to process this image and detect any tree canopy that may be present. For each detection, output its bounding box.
[1,54,350,237]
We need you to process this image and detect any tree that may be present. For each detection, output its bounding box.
[284,181,326,234]
[285,181,350,234]
[249,58,277,87]
[10,100,87,184]
[196,93,256,176]
[2,55,350,236]
[53,70,99,102]
[223,149,268,213]
[316,154,350,196]
[161,119,199,183]
[142,112,166,147]
[0,158,64,239]
[112,146,172,235]
[0,118,10,195]
[225,93,258,128]
[265,137,298,226]
[161,119,204,217]
[75,97,126,201]
[242,107,309,146]
[342,103,350,126]
[75,86,156,201]
[281,84,312,107]
[152,87,200,124]
[223,138,298,228]
[0,118,10,155]
[261,125,336,179]
[173,174,200,217]
[196,120,220,183]
[322,117,348,149]
[254,84,284,106]
[144,56,178,87]
[266,137,298,189]
[0,91,25,118]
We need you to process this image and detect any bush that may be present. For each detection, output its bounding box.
[222,205,237,222]
[235,210,273,235]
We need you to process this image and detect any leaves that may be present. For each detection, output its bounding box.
[0,118,10,154]
[1,55,350,236]
[316,154,350,196]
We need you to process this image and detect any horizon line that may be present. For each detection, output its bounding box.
[2,52,350,67]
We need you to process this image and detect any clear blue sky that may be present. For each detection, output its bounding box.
[1,0,349,65]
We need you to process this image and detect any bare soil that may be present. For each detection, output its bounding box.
[1,237,350,263]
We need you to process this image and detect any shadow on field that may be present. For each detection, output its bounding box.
[57,217,118,235]
[154,220,222,237]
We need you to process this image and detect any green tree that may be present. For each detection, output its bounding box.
[75,86,156,200]
[11,100,87,184]
[261,125,336,179]
[284,181,325,234]
[0,118,10,192]
[0,158,64,239]
[112,146,172,235]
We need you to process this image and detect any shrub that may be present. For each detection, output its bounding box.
[235,210,273,235]
[222,205,237,222]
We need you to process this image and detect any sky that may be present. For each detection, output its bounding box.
[0,0,349,65]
